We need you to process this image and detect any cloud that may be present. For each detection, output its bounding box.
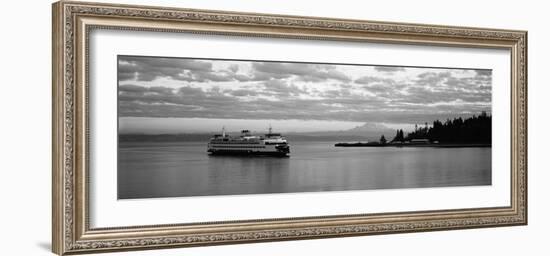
[226,89,259,97]
[118,82,489,124]
[228,64,239,73]
[475,70,492,77]
[118,56,245,83]
[415,71,452,87]
[119,84,148,92]
[263,80,306,97]
[118,56,492,124]
[374,66,406,73]
[473,70,492,84]
[252,62,352,83]
[353,76,406,98]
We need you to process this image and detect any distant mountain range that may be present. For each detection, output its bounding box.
[119,122,397,142]
[295,122,395,136]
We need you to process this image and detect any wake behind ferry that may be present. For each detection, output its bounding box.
[207,127,290,156]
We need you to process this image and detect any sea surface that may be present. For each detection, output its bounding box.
[118,141,491,199]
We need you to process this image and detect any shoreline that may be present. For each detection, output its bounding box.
[334,143,491,148]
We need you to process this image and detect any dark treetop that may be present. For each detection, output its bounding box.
[391,112,491,144]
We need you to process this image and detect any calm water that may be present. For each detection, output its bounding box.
[118,141,491,199]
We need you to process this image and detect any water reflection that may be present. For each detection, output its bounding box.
[118,141,491,199]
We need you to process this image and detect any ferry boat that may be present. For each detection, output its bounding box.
[207,126,290,156]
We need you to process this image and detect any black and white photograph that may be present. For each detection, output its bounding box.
[117,55,492,199]
[39,1,537,255]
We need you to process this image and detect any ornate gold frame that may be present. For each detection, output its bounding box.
[52,1,527,255]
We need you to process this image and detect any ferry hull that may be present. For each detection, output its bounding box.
[207,144,290,157]
[208,150,289,157]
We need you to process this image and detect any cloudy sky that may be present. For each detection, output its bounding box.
[118,55,491,134]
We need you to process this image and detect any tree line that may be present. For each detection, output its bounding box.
[389,112,491,144]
